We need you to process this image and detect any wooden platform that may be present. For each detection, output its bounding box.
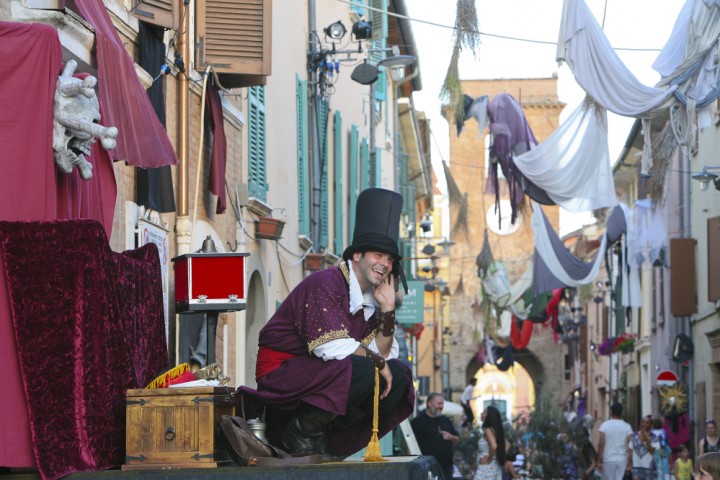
[0,456,445,480]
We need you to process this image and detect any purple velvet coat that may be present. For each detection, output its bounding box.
[239,265,414,455]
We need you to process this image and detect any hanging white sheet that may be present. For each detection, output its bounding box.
[556,0,676,117]
[513,99,617,212]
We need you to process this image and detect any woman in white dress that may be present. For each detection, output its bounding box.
[473,406,506,480]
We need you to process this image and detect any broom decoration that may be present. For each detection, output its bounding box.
[364,366,386,462]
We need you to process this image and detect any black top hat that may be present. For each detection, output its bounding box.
[343,188,408,293]
[343,188,402,262]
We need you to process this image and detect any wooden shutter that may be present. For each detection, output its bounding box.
[248,86,266,201]
[297,76,310,237]
[333,111,343,254]
[670,238,697,316]
[709,217,720,301]
[348,125,359,241]
[131,0,178,29]
[195,0,271,76]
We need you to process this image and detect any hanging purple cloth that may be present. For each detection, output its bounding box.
[486,93,538,224]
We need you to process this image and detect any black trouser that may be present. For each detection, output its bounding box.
[334,355,409,429]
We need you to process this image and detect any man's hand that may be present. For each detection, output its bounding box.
[379,362,393,399]
[374,272,398,310]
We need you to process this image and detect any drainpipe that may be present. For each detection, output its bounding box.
[176,0,191,255]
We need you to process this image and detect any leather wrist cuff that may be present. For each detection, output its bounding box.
[362,346,386,370]
[378,310,396,336]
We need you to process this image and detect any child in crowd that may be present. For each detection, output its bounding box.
[673,444,693,480]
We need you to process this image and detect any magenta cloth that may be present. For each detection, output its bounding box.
[239,267,414,456]
[0,21,118,470]
[206,79,227,213]
[74,2,178,168]
[0,219,168,480]
[664,413,690,449]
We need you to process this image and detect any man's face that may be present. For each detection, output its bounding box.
[427,396,444,417]
[352,251,393,291]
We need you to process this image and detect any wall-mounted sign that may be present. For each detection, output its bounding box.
[396,280,424,325]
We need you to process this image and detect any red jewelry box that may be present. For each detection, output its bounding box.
[172,253,249,312]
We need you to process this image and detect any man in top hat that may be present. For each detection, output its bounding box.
[237,188,414,459]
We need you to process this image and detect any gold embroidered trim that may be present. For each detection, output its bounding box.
[361,330,377,346]
[338,263,350,284]
[307,328,351,353]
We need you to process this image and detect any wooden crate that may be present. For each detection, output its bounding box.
[123,386,235,470]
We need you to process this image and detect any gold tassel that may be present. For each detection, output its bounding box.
[363,366,387,462]
[145,363,191,389]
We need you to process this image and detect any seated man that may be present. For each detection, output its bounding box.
[238,188,414,458]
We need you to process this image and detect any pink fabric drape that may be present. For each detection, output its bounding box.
[74,2,178,168]
[0,21,63,469]
[0,21,119,472]
[206,79,227,213]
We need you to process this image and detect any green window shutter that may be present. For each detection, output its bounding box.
[369,0,387,101]
[248,86,266,201]
[296,75,310,237]
[333,110,343,254]
[373,147,381,188]
[349,124,359,241]
[360,137,370,191]
[350,0,365,17]
[318,99,330,250]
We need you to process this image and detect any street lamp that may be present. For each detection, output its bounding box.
[691,166,720,191]
[378,49,417,82]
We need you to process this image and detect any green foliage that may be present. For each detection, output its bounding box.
[454,428,480,479]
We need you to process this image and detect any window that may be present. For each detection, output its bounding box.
[248,85,266,201]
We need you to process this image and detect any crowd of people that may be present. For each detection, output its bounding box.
[411,393,720,480]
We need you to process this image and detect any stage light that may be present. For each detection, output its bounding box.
[323,21,346,40]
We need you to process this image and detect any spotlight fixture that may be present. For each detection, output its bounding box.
[351,19,372,41]
[378,51,416,82]
[691,166,720,191]
[323,20,346,40]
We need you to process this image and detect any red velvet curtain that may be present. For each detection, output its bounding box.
[0,219,168,480]
[74,2,178,169]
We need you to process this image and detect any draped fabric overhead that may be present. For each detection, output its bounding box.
[75,3,178,168]
[531,203,642,307]
[481,262,533,320]
[486,93,538,224]
[556,0,676,117]
[531,202,607,290]
[513,98,617,212]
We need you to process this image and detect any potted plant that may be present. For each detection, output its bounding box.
[304,252,325,271]
[255,217,285,240]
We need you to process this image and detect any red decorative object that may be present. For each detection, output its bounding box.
[402,322,424,340]
[255,217,285,240]
[172,253,249,312]
[304,252,325,271]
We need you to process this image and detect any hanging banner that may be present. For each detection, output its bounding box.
[396,280,424,325]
